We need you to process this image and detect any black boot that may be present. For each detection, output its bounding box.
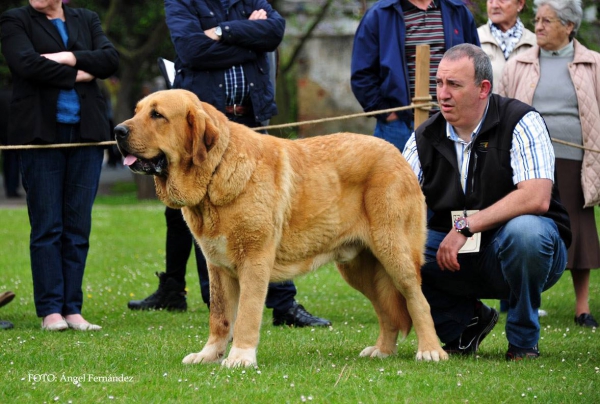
[127,272,187,311]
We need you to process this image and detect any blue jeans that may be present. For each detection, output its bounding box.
[373,119,413,152]
[421,215,567,349]
[20,124,104,317]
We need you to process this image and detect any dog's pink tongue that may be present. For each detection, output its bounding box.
[123,155,138,166]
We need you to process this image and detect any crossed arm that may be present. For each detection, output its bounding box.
[39,51,94,82]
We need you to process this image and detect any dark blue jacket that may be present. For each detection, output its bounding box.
[350,0,480,123]
[165,0,285,123]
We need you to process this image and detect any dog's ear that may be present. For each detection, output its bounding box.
[187,106,219,166]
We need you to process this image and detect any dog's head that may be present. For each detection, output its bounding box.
[114,89,225,177]
[114,89,231,207]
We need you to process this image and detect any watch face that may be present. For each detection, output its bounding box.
[455,218,467,230]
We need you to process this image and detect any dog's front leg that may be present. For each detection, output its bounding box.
[182,265,238,365]
[221,259,271,368]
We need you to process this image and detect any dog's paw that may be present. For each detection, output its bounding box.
[182,346,224,365]
[359,346,391,359]
[222,347,257,368]
[415,349,449,362]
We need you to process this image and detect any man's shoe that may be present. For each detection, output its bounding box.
[128,272,187,311]
[1,320,14,330]
[273,302,332,327]
[443,302,499,355]
[574,313,598,328]
[506,343,539,361]
[0,291,15,308]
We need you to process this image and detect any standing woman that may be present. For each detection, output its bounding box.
[1,0,119,330]
[500,0,600,327]
[478,0,536,92]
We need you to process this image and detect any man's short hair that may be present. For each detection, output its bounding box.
[442,44,494,95]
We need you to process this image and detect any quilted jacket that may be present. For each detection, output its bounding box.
[499,40,600,207]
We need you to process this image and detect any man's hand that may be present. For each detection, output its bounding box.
[436,231,468,271]
[76,70,94,82]
[204,27,220,41]
[41,51,76,66]
[248,9,267,20]
[205,9,268,41]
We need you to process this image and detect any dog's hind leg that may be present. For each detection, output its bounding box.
[337,251,411,358]
[372,238,448,362]
[182,265,238,365]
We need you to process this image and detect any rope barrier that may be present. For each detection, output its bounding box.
[1,102,598,154]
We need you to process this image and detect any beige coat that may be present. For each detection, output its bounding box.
[477,23,536,93]
[499,40,600,207]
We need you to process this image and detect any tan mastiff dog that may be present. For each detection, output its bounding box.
[115,89,447,367]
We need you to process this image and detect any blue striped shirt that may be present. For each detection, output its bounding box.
[224,65,248,106]
[220,0,248,106]
[402,109,555,190]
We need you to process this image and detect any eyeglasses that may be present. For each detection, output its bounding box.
[532,17,561,27]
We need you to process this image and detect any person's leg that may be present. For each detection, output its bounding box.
[61,127,104,319]
[572,269,591,316]
[165,207,193,284]
[128,206,189,311]
[420,230,483,344]
[20,140,67,320]
[571,269,598,326]
[266,281,297,314]
[2,150,21,197]
[486,215,567,350]
[269,280,331,327]
[193,242,210,306]
[373,119,413,152]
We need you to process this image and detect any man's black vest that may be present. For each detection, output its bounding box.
[415,94,571,248]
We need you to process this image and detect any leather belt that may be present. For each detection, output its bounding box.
[225,104,249,116]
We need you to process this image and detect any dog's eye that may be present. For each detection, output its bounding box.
[150,109,164,119]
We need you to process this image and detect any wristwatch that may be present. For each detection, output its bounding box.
[214,25,222,40]
[454,216,474,238]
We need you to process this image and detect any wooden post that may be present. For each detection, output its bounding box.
[413,45,431,129]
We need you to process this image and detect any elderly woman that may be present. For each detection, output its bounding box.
[500,0,600,327]
[478,0,536,92]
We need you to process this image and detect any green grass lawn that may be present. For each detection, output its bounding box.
[1,192,599,403]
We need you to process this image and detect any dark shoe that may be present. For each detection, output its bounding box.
[0,320,14,330]
[443,302,499,355]
[0,291,15,308]
[127,272,187,311]
[273,302,332,327]
[506,343,539,361]
[574,313,598,328]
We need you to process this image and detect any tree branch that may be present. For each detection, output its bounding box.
[281,0,334,76]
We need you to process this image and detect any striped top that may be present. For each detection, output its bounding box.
[402,109,555,190]
[403,0,445,110]
[224,65,248,106]
[220,0,248,106]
